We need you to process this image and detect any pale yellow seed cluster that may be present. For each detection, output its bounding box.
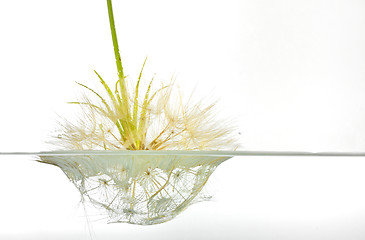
[52,74,238,151]
[43,71,238,224]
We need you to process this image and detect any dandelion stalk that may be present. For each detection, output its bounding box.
[106,0,124,80]
[106,0,136,145]
[106,0,131,123]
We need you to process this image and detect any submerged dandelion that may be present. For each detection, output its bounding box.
[39,0,239,225]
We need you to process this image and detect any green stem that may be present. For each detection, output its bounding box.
[106,0,124,80]
[106,0,131,127]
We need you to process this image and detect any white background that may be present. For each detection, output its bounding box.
[1,0,365,239]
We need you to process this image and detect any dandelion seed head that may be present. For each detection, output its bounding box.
[42,64,239,224]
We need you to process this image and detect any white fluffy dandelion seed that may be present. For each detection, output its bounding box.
[39,0,239,225]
